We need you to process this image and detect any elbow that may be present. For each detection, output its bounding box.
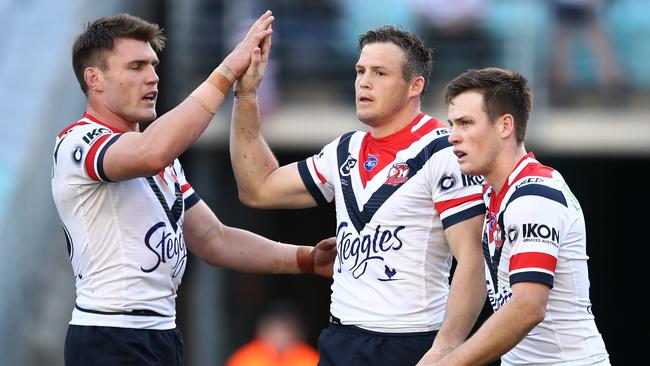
[518,298,547,329]
[139,148,174,176]
[238,190,269,209]
[529,305,546,326]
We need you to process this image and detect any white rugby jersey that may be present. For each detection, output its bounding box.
[483,153,609,365]
[51,113,199,330]
[298,113,485,333]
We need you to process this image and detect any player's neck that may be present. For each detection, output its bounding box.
[369,105,421,139]
[86,101,139,132]
[487,145,527,195]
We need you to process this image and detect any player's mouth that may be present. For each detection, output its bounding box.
[358,95,373,105]
[454,149,467,160]
[142,91,158,104]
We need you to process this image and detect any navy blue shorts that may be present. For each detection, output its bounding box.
[317,321,437,366]
[64,325,184,366]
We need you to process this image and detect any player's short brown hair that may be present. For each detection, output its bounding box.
[444,67,533,144]
[72,13,165,95]
[358,25,433,96]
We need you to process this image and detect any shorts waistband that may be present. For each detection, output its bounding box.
[75,304,169,317]
[329,314,438,337]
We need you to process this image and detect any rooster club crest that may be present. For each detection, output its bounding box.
[386,163,410,186]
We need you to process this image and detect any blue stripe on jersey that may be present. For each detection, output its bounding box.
[184,192,200,211]
[145,176,183,233]
[441,202,485,229]
[506,183,567,208]
[53,132,72,165]
[297,159,328,205]
[510,271,554,288]
[337,132,452,233]
[96,134,122,182]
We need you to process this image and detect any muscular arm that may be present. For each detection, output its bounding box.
[427,282,549,366]
[103,12,275,182]
[419,214,486,363]
[183,200,336,276]
[229,30,316,209]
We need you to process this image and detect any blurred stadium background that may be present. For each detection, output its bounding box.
[1,0,647,364]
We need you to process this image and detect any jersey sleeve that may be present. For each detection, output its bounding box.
[296,138,339,205]
[430,146,485,229]
[174,159,200,210]
[503,183,568,288]
[53,123,121,184]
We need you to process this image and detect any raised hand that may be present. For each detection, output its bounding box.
[222,10,274,79]
[234,22,272,95]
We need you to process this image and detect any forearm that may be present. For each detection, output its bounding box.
[229,96,281,203]
[201,225,312,274]
[432,259,486,352]
[433,297,542,366]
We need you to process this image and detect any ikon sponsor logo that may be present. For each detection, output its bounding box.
[462,174,484,187]
[522,223,559,245]
[82,127,111,145]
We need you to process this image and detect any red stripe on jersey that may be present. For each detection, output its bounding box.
[83,113,126,133]
[84,134,111,181]
[311,158,327,184]
[435,193,483,214]
[358,113,446,187]
[511,156,554,184]
[510,252,557,273]
[181,183,192,193]
[58,121,89,138]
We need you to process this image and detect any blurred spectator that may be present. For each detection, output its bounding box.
[548,0,626,106]
[411,0,493,102]
[225,301,319,366]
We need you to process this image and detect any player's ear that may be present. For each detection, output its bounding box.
[84,67,104,93]
[409,76,425,98]
[498,114,515,139]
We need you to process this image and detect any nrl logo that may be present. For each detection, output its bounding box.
[339,153,357,176]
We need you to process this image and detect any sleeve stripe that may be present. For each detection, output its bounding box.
[510,271,554,288]
[181,183,192,193]
[441,202,485,229]
[184,193,200,210]
[297,159,327,205]
[96,134,121,182]
[435,193,483,214]
[510,252,557,273]
[84,134,112,181]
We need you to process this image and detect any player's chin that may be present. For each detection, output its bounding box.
[356,110,378,126]
[138,109,157,123]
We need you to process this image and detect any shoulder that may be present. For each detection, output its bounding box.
[505,165,569,210]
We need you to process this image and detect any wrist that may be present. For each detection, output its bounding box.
[206,64,235,96]
[233,80,258,101]
[233,89,258,101]
[271,242,313,274]
[296,246,314,274]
